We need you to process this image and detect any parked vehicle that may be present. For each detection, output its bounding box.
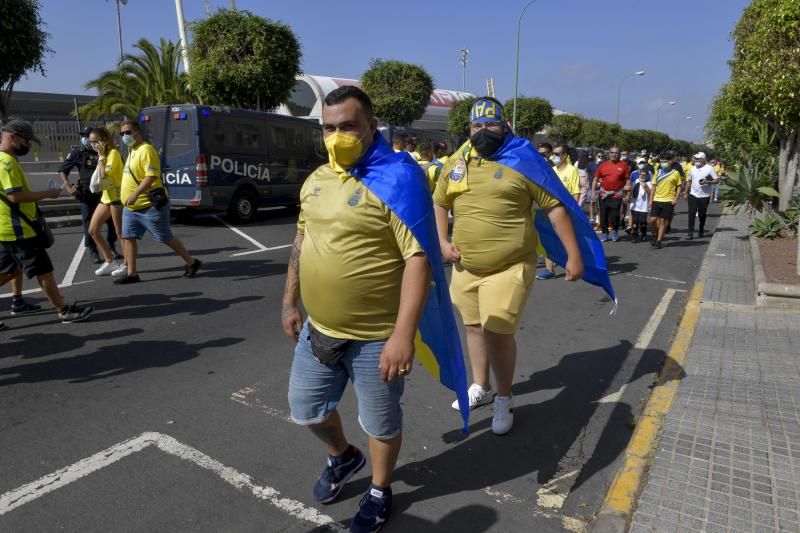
[138,105,327,223]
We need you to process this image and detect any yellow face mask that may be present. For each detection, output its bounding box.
[324,129,370,173]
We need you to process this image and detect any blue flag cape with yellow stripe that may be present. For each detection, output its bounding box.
[349,134,470,432]
[489,135,617,308]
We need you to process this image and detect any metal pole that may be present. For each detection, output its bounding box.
[73,97,82,132]
[457,48,469,92]
[116,0,124,64]
[229,0,236,9]
[175,0,191,73]
[513,0,537,132]
[616,70,645,125]
[655,101,676,132]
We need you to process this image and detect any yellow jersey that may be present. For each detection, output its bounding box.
[0,152,37,242]
[433,153,560,273]
[101,149,124,205]
[297,164,423,340]
[554,163,581,196]
[652,169,682,202]
[418,159,441,192]
[121,142,166,211]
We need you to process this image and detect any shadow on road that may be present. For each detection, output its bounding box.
[1,328,143,359]
[604,255,638,274]
[391,341,684,512]
[0,337,243,386]
[83,291,264,321]
[139,259,286,282]
[307,503,498,533]
[138,246,241,259]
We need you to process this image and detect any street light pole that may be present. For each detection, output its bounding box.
[616,70,645,125]
[457,48,469,91]
[115,0,128,64]
[175,0,191,73]
[678,116,693,140]
[513,0,538,132]
[655,100,677,132]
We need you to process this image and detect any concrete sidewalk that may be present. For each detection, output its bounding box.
[629,211,800,532]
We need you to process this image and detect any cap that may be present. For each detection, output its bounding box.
[79,126,93,137]
[693,151,707,160]
[2,118,41,144]
[470,98,504,123]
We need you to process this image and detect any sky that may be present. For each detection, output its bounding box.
[18,0,750,143]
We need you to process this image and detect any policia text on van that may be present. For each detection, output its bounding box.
[139,105,327,223]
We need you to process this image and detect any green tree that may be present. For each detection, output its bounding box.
[504,96,552,139]
[578,119,615,148]
[80,38,193,119]
[361,59,433,126]
[188,9,301,110]
[728,0,800,211]
[547,114,583,145]
[447,96,478,139]
[0,0,51,121]
[706,82,778,170]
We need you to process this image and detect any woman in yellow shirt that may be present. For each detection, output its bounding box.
[88,126,126,275]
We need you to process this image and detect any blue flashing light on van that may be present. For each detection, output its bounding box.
[138,104,327,223]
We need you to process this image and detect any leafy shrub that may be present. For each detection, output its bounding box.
[781,196,800,236]
[749,212,784,239]
[720,162,779,214]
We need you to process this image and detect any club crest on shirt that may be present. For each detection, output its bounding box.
[450,159,466,182]
[347,187,363,206]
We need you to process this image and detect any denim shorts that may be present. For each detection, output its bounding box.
[287,320,404,440]
[122,202,173,242]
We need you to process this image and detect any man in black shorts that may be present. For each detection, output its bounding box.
[648,153,683,249]
[0,119,93,330]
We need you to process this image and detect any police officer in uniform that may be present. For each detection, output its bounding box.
[58,127,119,263]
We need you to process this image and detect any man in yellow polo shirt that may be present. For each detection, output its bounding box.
[115,119,200,284]
[433,98,584,435]
[537,143,581,280]
[417,142,442,192]
[649,152,683,249]
[0,119,93,328]
[281,86,432,532]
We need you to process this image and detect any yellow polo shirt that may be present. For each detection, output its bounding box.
[101,149,124,205]
[297,164,423,340]
[121,142,165,211]
[652,169,682,202]
[0,152,37,242]
[418,159,441,191]
[554,163,581,196]
[433,153,561,273]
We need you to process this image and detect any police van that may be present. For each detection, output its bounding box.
[139,105,327,223]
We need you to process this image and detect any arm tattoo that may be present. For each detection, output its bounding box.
[289,241,301,272]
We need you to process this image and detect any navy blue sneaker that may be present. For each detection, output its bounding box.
[350,485,392,533]
[535,269,555,280]
[312,446,366,504]
[10,298,42,316]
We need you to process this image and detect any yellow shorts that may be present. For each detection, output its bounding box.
[449,260,536,334]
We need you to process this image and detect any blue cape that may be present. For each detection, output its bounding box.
[489,135,617,307]
[349,134,470,431]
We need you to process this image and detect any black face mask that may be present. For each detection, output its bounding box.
[13,143,30,157]
[470,128,505,157]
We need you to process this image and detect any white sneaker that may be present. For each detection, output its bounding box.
[451,383,494,411]
[492,396,514,435]
[111,264,128,277]
[95,261,119,276]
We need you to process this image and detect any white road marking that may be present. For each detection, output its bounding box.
[61,238,86,287]
[0,432,339,528]
[609,271,688,285]
[213,215,292,257]
[231,384,292,422]
[0,280,94,299]
[634,288,677,349]
[536,287,679,511]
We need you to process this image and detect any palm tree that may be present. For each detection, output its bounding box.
[80,37,195,120]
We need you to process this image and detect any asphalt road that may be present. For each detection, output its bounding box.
[0,201,721,532]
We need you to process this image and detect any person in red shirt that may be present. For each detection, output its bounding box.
[591,146,630,242]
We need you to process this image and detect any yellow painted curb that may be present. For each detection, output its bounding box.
[599,281,704,518]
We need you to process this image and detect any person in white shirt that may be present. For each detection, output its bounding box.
[685,152,720,239]
[628,162,652,243]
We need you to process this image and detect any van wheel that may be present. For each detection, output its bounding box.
[229,189,257,224]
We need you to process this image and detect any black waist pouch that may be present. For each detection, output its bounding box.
[308,322,352,366]
[148,187,168,209]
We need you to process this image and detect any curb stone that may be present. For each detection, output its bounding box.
[589,215,721,532]
[749,234,800,306]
